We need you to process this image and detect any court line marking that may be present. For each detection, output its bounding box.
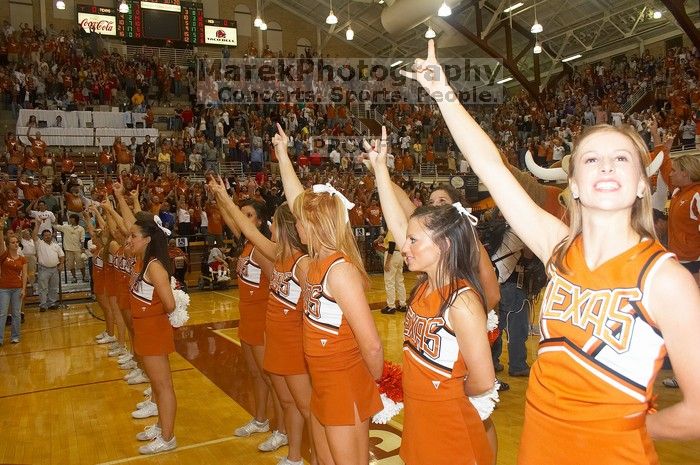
[211,328,241,347]
[0,367,194,399]
[0,342,99,358]
[212,291,239,300]
[95,435,239,465]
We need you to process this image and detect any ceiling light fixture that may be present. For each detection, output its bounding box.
[437,2,452,17]
[391,60,403,67]
[497,77,513,84]
[652,10,662,19]
[533,41,542,54]
[425,26,436,39]
[56,0,66,9]
[118,0,129,13]
[530,2,542,34]
[562,53,582,62]
[260,21,268,30]
[326,0,338,24]
[254,0,262,27]
[504,2,524,13]
[346,2,354,40]
[530,20,542,34]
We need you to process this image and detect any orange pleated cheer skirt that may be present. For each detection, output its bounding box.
[400,395,492,465]
[517,401,659,465]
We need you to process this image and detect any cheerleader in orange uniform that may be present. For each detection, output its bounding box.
[293,188,384,465]
[272,122,383,464]
[127,214,177,455]
[84,208,114,344]
[208,176,315,465]
[404,40,700,464]
[368,134,495,465]
[227,199,286,450]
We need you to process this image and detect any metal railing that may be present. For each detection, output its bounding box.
[419,163,437,179]
[622,85,653,114]
[125,45,196,67]
[371,108,398,134]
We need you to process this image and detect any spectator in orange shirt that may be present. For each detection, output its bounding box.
[98,146,114,174]
[205,199,225,246]
[168,238,189,290]
[365,196,383,227]
[64,184,85,214]
[114,136,132,174]
[403,153,414,172]
[349,201,365,227]
[144,105,154,128]
[60,149,76,181]
[23,146,40,176]
[26,127,47,160]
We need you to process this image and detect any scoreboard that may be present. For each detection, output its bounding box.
[77,1,234,46]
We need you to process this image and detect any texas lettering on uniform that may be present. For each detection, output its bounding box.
[541,274,641,353]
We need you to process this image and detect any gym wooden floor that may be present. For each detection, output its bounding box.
[1,274,698,465]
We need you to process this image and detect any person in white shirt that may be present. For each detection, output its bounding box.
[400,134,411,154]
[176,200,192,236]
[33,221,64,312]
[20,228,36,286]
[53,214,86,283]
[199,210,208,236]
[386,151,395,171]
[28,200,56,232]
[330,147,341,166]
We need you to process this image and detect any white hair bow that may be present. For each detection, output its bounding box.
[312,183,355,222]
[452,202,478,226]
[153,215,172,236]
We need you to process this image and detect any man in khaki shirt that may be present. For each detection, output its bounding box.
[53,214,85,283]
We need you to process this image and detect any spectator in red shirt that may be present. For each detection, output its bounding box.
[10,210,32,232]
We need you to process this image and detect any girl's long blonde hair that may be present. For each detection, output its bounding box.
[273,202,306,263]
[293,189,369,288]
[552,124,657,272]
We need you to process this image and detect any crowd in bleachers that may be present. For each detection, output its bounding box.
[0,25,699,282]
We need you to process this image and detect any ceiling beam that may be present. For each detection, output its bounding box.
[441,11,541,104]
[660,0,700,50]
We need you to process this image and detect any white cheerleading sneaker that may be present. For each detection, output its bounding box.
[132,400,158,419]
[95,331,107,341]
[97,335,116,344]
[117,352,133,364]
[120,359,138,370]
[127,371,150,385]
[108,346,127,357]
[258,430,288,452]
[124,368,142,381]
[143,386,152,397]
[138,435,177,455]
[136,424,161,441]
[277,457,304,465]
[136,397,153,410]
[234,418,270,437]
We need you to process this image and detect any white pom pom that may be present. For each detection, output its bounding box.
[486,309,499,332]
[372,393,404,424]
[468,383,500,420]
[168,289,190,328]
[170,276,177,290]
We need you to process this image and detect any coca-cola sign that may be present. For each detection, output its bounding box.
[77,12,117,36]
